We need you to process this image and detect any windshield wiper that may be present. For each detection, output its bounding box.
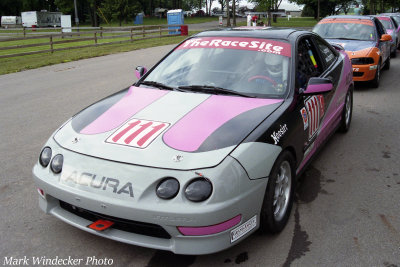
[326,37,362,40]
[140,80,176,91]
[178,85,254,97]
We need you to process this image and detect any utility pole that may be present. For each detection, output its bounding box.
[74,0,79,27]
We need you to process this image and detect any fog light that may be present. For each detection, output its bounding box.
[50,154,63,174]
[184,178,212,202]
[39,147,52,167]
[156,177,179,199]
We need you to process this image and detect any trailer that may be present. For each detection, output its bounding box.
[21,11,62,28]
[1,16,22,28]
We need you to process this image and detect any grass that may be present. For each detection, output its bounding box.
[0,17,317,75]
[0,32,195,75]
[237,17,318,28]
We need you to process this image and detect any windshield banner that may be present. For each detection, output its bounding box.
[319,19,373,26]
[177,37,291,57]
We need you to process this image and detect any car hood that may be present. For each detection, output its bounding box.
[325,39,376,53]
[54,86,283,170]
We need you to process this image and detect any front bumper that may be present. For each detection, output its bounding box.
[352,64,377,82]
[33,140,268,255]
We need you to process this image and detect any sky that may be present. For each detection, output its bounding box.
[211,0,303,11]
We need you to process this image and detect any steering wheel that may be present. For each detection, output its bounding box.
[248,75,277,87]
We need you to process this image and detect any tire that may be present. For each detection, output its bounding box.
[371,61,381,88]
[259,150,295,234]
[339,88,353,133]
[392,47,397,58]
[383,56,390,70]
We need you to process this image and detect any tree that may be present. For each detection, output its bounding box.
[101,0,141,26]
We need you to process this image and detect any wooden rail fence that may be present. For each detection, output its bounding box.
[0,25,187,59]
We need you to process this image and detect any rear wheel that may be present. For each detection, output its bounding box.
[259,151,295,234]
[371,61,381,88]
[339,89,353,133]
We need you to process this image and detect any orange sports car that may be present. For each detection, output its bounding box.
[313,15,392,88]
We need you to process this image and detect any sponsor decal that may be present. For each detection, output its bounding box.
[352,68,359,72]
[271,124,288,145]
[106,119,169,149]
[305,95,324,139]
[60,171,134,198]
[230,215,257,243]
[300,108,309,130]
[177,37,291,57]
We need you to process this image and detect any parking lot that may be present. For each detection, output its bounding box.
[0,43,399,266]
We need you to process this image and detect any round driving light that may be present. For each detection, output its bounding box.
[156,178,180,199]
[50,154,64,174]
[184,178,213,202]
[39,147,52,167]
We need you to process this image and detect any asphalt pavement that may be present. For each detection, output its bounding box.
[0,40,399,266]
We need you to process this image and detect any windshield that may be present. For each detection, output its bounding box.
[142,37,291,98]
[314,20,376,41]
[378,18,393,29]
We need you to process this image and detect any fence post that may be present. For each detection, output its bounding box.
[23,27,26,38]
[94,32,97,45]
[100,27,103,38]
[159,26,161,36]
[50,35,53,53]
[61,29,64,39]
[142,26,145,37]
[130,28,133,42]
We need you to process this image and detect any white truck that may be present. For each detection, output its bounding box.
[21,11,62,28]
[1,16,22,28]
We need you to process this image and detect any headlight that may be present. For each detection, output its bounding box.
[156,177,180,199]
[50,154,64,174]
[351,57,374,65]
[39,147,52,167]
[184,178,213,202]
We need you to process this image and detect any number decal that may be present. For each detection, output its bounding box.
[107,119,169,148]
[305,95,324,139]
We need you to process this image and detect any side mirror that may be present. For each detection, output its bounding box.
[303,77,333,95]
[380,34,392,42]
[135,66,147,79]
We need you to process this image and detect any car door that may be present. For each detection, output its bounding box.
[375,18,390,62]
[295,35,340,163]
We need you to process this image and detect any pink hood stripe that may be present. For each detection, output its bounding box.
[163,95,283,152]
[80,86,168,135]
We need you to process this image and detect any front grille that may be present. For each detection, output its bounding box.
[353,72,364,77]
[59,201,171,239]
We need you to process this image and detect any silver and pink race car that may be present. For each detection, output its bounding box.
[33,28,353,255]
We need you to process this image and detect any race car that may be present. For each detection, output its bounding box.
[313,15,392,88]
[374,15,399,57]
[33,28,354,255]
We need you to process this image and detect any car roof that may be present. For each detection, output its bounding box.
[193,27,310,41]
[321,15,375,21]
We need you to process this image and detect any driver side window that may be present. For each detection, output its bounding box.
[296,37,323,90]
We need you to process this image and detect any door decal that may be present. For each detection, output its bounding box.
[305,95,324,139]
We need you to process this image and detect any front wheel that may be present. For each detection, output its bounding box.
[259,151,295,234]
[383,56,391,70]
[371,61,381,88]
[339,89,353,133]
